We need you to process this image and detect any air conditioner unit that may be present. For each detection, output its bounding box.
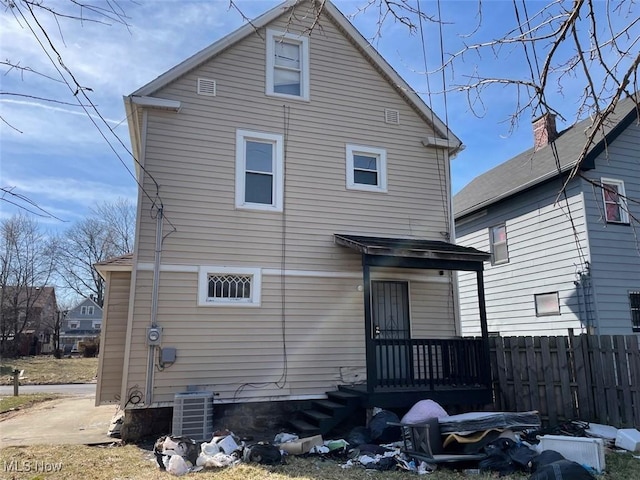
[538,435,605,473]
[172,391,214,441]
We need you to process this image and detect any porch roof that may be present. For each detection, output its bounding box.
[334,234,490,271]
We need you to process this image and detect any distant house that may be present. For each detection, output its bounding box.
[454,93,640,336]
[95,0,492,437]
[60,297,103,352]
[0,286,57,356]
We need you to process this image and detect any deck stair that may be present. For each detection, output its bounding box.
[288,390,362,436]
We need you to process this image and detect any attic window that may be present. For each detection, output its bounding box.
[197,78,217,96]
[601,178,629,224]
[266,29,309,101]
[384,109,400,125]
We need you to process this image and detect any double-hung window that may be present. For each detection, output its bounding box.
[266,30,309,100]
[601,178,629,223]
[198,267,262,307]
[235,130,283,211]
[346,144,387,192]
[489,223,509,265]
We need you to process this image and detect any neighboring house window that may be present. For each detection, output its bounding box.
[235,130,284,211]
[69,322,79,329]
[81,306,86,315]
[198,267,262,307]
[489,224,509,265]
[266,29,309,100]
[601,178,629,223]
[346,144,388,192]
[87,306,94,315]
[630,291,640,333]
[92,321,102,329]
[535,292,560,316]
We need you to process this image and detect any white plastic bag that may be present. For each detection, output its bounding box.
[165,455,190,476]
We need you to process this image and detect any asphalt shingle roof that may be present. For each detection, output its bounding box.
[454,94,640,218]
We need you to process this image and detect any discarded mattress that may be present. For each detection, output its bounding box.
[438,411,541,434]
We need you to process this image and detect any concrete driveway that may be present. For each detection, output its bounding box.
[0,388,119,448]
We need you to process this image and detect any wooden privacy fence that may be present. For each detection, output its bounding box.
[489,334,640,428]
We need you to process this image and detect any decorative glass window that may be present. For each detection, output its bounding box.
[235,130,283,211]
[489,224,509,265]
[198,267,262,307]
[601,178,629,223]
[266,30,309,100]
[346,144,387,192]
[535,292,561,316]
[630,291,640,333]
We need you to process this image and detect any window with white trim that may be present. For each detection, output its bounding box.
[235,130,283,211]
[266,29,309,100]
[198,267,262,307]
[489,223,509,265]
[346,144,387,192]
[92,320,102,330]
[535,292,560,316]
[601,178,629,223]
[69,322,79,329]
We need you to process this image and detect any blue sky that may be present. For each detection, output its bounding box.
[1,0,635,229]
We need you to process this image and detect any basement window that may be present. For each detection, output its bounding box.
[198,267,262,307]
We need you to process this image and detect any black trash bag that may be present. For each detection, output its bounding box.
[365,456,397,471]
[369,410,401,443]
[243,443,282,465]
[531,450,566,472]
[480,437,537,476]
[347,426,372,447]
[529,460,596,480]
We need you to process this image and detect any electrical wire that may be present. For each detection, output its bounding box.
[13,1,177,236]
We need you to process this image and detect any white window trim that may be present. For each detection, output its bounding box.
[69,322,79,329]
[601,177,629,223]
[266,29,309,101]
[490,223,509,265]
[92,321,102,329]
[345,144,388,192]
[198,266,262,307]
[80,306,86,315]
[235,129,284,212]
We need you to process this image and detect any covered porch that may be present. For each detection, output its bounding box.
[335,234,492,408]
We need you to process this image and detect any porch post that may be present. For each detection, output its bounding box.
[476,269,491,386]
[363,259,375,394]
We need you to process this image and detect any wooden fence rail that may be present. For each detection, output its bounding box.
[488,334,640,428]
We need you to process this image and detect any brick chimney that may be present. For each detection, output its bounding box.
[532,113,558,151]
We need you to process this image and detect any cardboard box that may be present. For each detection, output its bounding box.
[278,434,323,455]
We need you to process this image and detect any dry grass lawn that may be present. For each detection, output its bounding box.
[0,393,61,414]
[0,356,98,385]
[1,443,639,480]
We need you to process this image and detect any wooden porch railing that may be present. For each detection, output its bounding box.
[371,338,490,390]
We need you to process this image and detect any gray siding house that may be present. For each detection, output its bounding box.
[61,297,103,350]
[455,94,640,336]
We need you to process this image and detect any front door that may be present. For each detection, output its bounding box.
[371,281,411,383]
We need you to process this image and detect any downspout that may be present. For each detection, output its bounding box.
[145,206,163,405]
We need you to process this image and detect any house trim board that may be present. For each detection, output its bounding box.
[135,263,450,283]
[126,393,329,410]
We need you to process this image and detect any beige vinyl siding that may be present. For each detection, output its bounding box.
[124,269,456,404]
[126,271,366,403]
[134,8,449,268]
[97,271,130,405]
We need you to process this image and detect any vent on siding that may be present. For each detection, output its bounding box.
[172,391,214,441]
[384,108,400,125]
[197,78,217,96]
